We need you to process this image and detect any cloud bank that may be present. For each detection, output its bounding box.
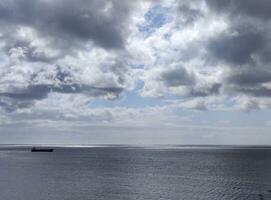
[0,0,145,111]
[137,0,271,111]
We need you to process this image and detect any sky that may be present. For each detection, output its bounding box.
[1,0,271,145]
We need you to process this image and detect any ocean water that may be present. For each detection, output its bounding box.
[1,146,271,200]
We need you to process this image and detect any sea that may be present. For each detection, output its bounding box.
[1,145,271,200]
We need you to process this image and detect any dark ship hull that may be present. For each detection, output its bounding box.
[31,147,54,152]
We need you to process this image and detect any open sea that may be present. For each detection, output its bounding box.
[1,146,271,200]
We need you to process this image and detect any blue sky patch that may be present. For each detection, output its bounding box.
[138,5,167,37]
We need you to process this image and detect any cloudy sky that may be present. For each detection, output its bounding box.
[1,0,271,145]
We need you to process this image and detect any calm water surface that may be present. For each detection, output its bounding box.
[1,147,271,200]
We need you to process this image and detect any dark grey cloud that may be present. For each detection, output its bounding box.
[177,4,203,25]
[159,66,195,87]
[188,83,221,97]
[206,0,271,20]
[226,68,271,86]
[207,31,265,65]
[204,0,271,72]
[226,85,271,98]
[223,67,271,98]
[204,0,271,62]
[0,84,123,101]
[0,0,138,51]
[0,83,124,112]
[0,98,33,112]
[202,0,271,102]
[147,64,221,98]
